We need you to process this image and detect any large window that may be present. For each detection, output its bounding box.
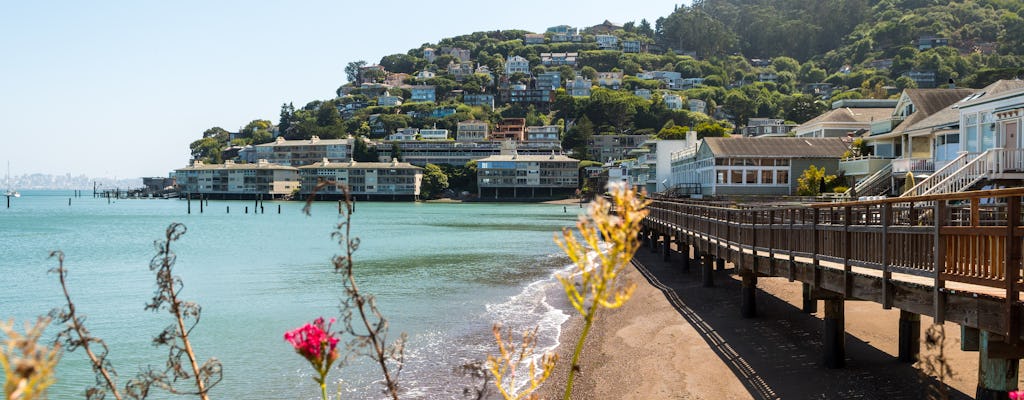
[714,157,789,186]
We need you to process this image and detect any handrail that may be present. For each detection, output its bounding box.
[915,150,993,197]
[844,163,892,198]
[901,151,977,197]
[643,188,1024,339]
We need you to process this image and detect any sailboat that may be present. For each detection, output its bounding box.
[5,162,20,198]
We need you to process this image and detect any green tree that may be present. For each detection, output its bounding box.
[353,138,379,162]
[420,163,449,199]
[562,116,595,160]
[345,60,367,83]
[202,127,230,144]
[189,137,223,164]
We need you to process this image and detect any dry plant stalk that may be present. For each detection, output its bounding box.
[49,251,126,399]
[486,324,557,400]
[1,318,61,400]
[916,324,952,400]
[554,183,648,400]
[305,179,405,399]
[140,223,221,399]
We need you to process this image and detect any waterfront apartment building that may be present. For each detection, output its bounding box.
[298,158,422,201]
[253,136,352,167]
[374,140,562,167]
[476,153,580,199]
[175,159,300,199]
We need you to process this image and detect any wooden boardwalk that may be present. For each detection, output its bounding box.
[640,187,1024,398]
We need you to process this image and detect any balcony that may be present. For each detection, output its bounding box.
[838,155,892,177]
[891,157,934,175]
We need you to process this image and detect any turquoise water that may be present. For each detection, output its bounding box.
[0,191,581,399]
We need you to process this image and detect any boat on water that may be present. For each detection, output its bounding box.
[5,162,19,197]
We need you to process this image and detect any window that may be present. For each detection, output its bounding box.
[776,170,789,185]
[744,170,757,184]
[717,170,726,184]
[761,170,773,184]
[730,170,742,184]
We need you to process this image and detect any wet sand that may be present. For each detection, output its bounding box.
[537,245,992,399]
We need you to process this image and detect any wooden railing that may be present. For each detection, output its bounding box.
[644,187,1024,339]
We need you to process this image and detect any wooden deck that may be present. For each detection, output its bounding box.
[642,187,1024,345]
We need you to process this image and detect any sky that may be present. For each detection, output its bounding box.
[1,1,686,178]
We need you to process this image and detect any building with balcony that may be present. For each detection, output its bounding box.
[595,34,618,50]
[540,52,578,67]
[743,118,797,137]
[525,125,560,143]
[299,158,422,201]
[477,153,580,199]
[374,140,561,167]
[419,128,449,140]
[663,94,684,110]
[523,33,546,44]
[567,76,592,97]
[492,118,526,141]
[410,85,436,103]
[462,93,495,108]
[536,71,562,90]
[670,137,848,196]
[253,136,352,167]
[596,71,623,89]
[505,55,530,75]
[587,134,652,162]
[626,136,694,194]
[457,120,489,142]
[175,159,300,199]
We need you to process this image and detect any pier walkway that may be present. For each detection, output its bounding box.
[640,187,1024,398]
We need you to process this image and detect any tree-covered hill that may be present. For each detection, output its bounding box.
[187,0,1024,165]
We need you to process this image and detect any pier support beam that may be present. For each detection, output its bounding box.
[663,234,672,261]
[701,252,715,288]
[741,273,757,318]
[823,299,845,369]
[977,331,1020,399]
[716,257,725,271]
[648,231,658,253]
[681,242,691,273]
[897,310,920,363]
[802,283,818,314]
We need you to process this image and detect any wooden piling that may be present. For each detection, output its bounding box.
[977,330,1020,399]
[897,310,920,363]
[701,253,714,288]
[741,272,757,318]
[823,299,845,369]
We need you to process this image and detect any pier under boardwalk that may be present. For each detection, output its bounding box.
[640,187,1024,399]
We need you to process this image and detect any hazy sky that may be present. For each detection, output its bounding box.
[2,1,685,178]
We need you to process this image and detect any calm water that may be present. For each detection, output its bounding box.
[0,191,582,399]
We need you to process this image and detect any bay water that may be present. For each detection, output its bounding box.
[0,191,582,399]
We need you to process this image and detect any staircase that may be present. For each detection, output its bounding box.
[844,163,892,198]
[898,149,1024,197]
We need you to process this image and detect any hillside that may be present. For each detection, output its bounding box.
[188,0,1024,165]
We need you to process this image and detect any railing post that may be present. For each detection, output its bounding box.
[1005,195,1020,344]
[750,210,758,274]
[933,199,947,324]
[843,205,852,297]
[788,208,796,282]
[813,207,821,288]
[882,202,893,309]
[769,209,776,276]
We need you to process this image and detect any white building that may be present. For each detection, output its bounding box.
[567,76,592,97]
[419,128,449,140]
[505,55,530,75]
[457,120,489,141]
[175,159,300,199]
[663,94,684,110]
[595,35,618,50]
[525,125,560,142]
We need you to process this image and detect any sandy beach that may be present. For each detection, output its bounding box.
[537,244,992,399]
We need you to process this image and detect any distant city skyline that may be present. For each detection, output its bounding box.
[2,1,687,178]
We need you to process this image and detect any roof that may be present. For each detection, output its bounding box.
[177,160,297,171]
[298,159,422,170]
[892,88,976,135]
[703,137,848,158]
[255,137,351,147]
[478,154,579,162]
[799,107,894,127]
[958,79,1024,109]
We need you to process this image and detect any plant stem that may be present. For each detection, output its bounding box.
[320,378,327,400]
[563,304,598,400]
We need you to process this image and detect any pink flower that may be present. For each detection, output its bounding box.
[1010,391,1024,400]
[285,317,340,374]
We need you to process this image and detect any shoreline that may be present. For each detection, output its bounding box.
[537,246,980,399]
